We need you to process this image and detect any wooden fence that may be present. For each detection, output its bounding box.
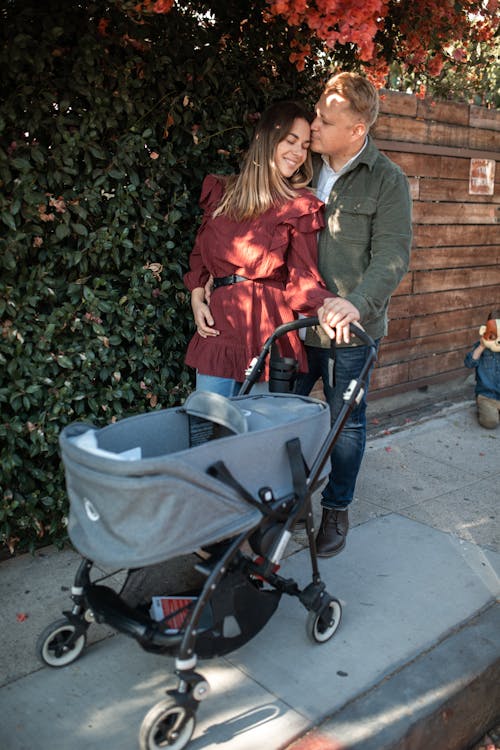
[367,91,500,399]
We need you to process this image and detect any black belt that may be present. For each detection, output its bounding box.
[213,274,249,289]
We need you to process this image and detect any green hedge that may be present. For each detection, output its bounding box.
[0,1,320,554]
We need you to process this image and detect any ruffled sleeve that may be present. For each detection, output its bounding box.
[277,191,333,315]
[277,189,325,232]
[199,173,225,213]
[183,175,225,291]
[268,190,323,258]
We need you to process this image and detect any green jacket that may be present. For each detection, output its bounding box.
[305,136,412,347]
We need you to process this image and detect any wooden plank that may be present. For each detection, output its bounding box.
[380,152,497,183]
[379,90,417,117]
[413,224,499,247]
[408,176,420,200]
[436,157,475,181]
[409,307,494,338]
[403,285,500,315]
[393,274,413,296]
[377,93,499,133]
[468,127,500,151]
[375,139,499,161]
[418,178,500,204]
[370,361,410,390]
[381,152,467,179]
[386,317,410,341]
[417,98,469,126]
[373,116,497,151]
[470,105,500,132]
[427,122,470,149]
[388,295,412,318]
[372,115,428,143]
[370,367,469,398]
[377,329,469,366]
[410,349,469,380]
[410,246,500,271]
[413,267,500,293]
[412,202,499,224]
[381,152,443,178]
[376,117,431,145]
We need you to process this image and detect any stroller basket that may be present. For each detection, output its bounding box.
[60,392,331,569]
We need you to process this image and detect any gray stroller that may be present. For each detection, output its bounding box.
[37,318,377,750]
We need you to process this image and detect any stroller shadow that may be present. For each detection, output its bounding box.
[198,703,282,744]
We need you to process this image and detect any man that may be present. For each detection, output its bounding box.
[296,72,412,557]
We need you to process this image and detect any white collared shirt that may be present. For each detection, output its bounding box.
[316,139,368,203]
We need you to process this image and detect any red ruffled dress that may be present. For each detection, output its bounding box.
[184,174,331,381]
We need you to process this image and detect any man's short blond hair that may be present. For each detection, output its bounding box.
[324,72,379,129]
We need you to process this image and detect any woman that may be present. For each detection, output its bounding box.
[183,100,336,396]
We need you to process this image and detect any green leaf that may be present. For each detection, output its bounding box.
[168,209,182,223]
[31,148,45,166]
[88,145,106,159]
[1,212,16,231]
[55,223,70,239]
[11,157,31,171]
[56,355,73,368]
[1,249,16,269]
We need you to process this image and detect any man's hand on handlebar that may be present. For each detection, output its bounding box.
[318,297,362,344]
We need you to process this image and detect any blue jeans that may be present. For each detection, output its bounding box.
[295,343,379,510]
[196,373,269,397]
[196,373,241,397]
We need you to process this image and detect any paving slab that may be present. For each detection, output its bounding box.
[399,477,500,551]
[364,406,498,479]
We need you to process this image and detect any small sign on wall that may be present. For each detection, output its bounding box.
[469,159,495,195]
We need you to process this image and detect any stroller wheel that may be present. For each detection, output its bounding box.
[139,698,195,750]
[36,617,87,667]
[306,598,342,644]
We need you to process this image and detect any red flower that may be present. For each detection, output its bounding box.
[97,18,109,36]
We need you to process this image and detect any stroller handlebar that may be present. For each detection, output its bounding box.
[239,317,377,395]
[266,317,375,349]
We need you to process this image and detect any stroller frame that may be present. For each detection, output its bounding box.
[37,318,377,750]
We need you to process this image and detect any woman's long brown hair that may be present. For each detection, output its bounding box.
[213,101,314,222]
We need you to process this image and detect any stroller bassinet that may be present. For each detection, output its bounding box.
[61,391,331,569]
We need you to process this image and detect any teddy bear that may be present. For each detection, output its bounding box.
[464,310,500,428]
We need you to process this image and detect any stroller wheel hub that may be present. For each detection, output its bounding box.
[193,680,210,701]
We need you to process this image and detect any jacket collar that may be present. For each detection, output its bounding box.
[312,135,378,184]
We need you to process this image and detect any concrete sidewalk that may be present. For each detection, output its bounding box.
[0,400,499,750]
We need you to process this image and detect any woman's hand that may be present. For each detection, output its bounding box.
[191,287,219,338]
[318,297,361,343]
[204,274,214,305]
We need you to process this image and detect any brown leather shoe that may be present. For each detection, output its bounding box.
[316,508,349,557]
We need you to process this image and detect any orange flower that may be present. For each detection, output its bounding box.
[153,0,174,12]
